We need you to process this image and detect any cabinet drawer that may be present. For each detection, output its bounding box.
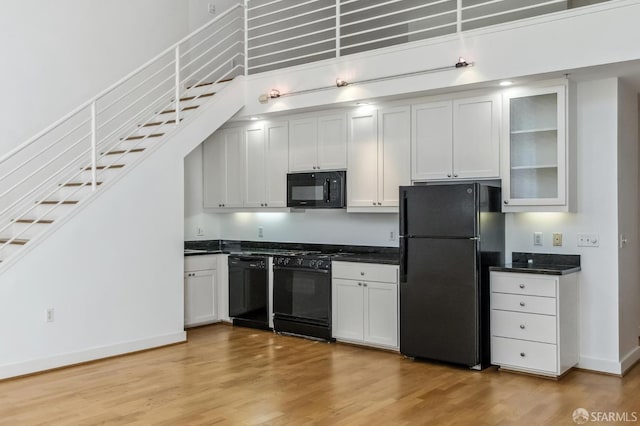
[491,336,557,374]
[491,292,556,315]
[491,273,556,297]
[332,261,398,283]
[491,310,556,344]
[185,255,218,272]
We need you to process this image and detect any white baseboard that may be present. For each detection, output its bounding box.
[577,355,622,375]
[620,346,640,375]
[0,331,186,380]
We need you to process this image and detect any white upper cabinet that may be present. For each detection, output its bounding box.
[412,94,500,181]
[203,127,244,209]
[289,113,347,172]
[501,83,573,212]
[347,106,410,211]
[244,121,289,208]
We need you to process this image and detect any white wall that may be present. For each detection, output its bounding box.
[188,0,241,31]
[617,80,640,371]
[505,78,621,373]
[0,0,190,156]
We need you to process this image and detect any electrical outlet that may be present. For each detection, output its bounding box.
[389,231,396,241]
[552,232,563,247]
[533,232,543,246]
[577,233,599,247]
[208,3,216,14]
[258,226,264,238]
[196,227,204,236]
[46,308,54,323]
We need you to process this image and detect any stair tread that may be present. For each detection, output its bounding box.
[61,182,103,187]
[160,105,199,115]
[82,164,125,170]
[179,92,215,102]
[0,238,29,245]
[123,133,164,141]
[103,148,145,156]
[142,119,181,128]
[38,200,79,205]
[15,219,54,224]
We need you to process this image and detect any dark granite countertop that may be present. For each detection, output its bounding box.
[490,252,581,276]
[184,240,400,265]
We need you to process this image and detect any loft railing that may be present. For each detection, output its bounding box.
[246,0,610,75]
[0,4,245,254]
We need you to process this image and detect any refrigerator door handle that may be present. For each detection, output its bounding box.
[399,236,407,283]
[400,191,408,237]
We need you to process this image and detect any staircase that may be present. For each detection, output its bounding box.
[0,6,246,267]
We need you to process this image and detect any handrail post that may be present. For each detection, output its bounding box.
[175,45,181,126]
[90,101,97,191]
[335,0,340,58]
[457,0,462,33]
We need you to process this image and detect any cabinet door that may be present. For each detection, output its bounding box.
[224,127,244,208]
[184,270,217,327]
[244,124,266,207]
[347,110,379,207]
[202,131,226,208]
[317,113,347,170]
[332,278,364,341]
[364,281,398,348]
[453,94,500,179]
[378,105,410,207]
[289,118,318,172]
[265,121,289,207]
[502,85,567,209]
[412,101,453,180]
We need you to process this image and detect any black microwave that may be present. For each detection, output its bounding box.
[287,171,346,208]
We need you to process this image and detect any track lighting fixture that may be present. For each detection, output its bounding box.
[455,57,470,68]
[269,88,281,98]
[335,78,349,87]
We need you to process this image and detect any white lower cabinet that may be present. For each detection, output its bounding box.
[184,255,219,327]
[490,271,579,377]
[332,261,399,349]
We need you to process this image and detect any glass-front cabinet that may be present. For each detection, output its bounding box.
[501,84,572,212]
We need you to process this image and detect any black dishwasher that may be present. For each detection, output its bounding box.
[228,255,269,330]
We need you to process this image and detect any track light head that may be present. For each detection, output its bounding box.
[455,57,470,68]
[269,88,281,98]
[336,78,349,87]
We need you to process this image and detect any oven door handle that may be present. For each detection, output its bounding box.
[273,266,330,274]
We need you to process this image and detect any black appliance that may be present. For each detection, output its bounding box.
[286,171,346,208]
[399,183,504,369]
[228,255,270,330]
[272,254,334,340]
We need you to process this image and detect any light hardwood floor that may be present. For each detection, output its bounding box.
[1,324,639,425]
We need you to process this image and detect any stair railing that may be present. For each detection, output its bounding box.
[0,4,246,255]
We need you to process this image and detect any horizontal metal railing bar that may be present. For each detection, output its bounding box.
[248,4,335,31]
[461,0,504,10]
[248,0,326,21]
[179,16,243,59]
[248,27,333,51]
[248,38,335,61]
[0,116,91,185]
[340,0,454,28]
[0,3,243,168]
[341,21,456,49]
[340,9,456,39]
[184,64,243,98]
[247,0,287,12]
[180,30,241,73]
[247,15,334,41]
[248,48,335,71]
[340,0,408,16]
[461,0,566,22]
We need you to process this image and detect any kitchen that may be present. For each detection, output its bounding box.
[183,76,640,377]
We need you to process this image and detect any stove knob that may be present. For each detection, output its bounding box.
[316,260,323,269]
[309,260,316,267]
[297,258,303,265]
[284,258,290,265]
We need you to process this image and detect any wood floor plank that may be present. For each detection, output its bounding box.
[0,324,638,425]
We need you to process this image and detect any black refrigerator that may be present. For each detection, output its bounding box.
[399,183,504,369]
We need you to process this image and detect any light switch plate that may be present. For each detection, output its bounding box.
[577,233,599,247]
[533,232,543,246]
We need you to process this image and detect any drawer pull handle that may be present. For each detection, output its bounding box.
[519,284,525,289]
[520,324,526,330]
[360,272,365,276]
[519,302,525,307]
[520,352,526,357]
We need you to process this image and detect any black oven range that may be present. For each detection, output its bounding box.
[272,252,336,341]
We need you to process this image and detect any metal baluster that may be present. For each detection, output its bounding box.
[175,46,181,126]
[90,102,97,191]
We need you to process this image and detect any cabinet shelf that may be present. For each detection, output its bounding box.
[511,164,558,170]
[510,128,557,135]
